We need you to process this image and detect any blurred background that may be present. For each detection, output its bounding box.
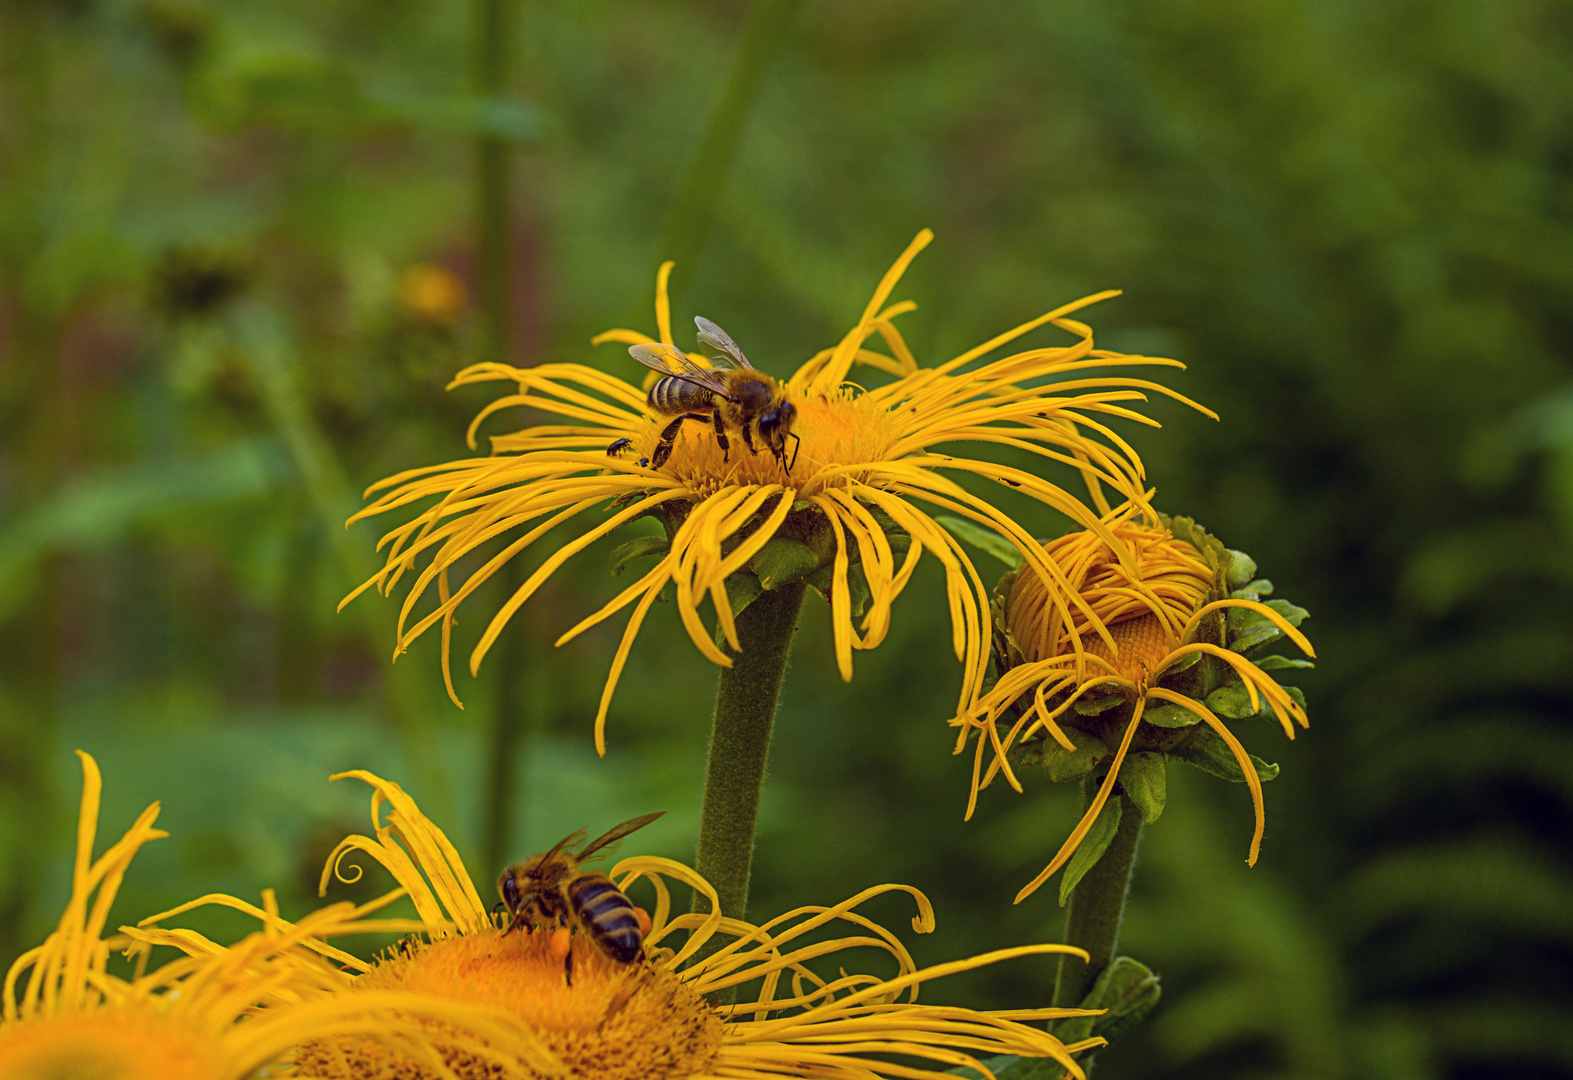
[2,0,1571,1077]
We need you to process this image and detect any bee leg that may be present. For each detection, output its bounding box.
[650,413,705,470]
[710,409,730,462]
[741,423,757,455]
[787,431,802,472]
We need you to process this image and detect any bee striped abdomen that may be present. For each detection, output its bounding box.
[567,873,644,963]
[650,377,709,413]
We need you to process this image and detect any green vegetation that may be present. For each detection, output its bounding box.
[2,1,1569,1077]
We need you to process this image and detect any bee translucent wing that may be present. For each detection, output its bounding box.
[541,828,588,863]
[695,316,755,370]
[576,811,665,862]
[629,343,731,396]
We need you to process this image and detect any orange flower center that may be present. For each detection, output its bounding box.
[295,928,722,1080]
[0,1011,227,1080]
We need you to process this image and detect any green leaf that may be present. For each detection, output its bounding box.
[1088,957,1163,1043]
[751,536,820,589]
[1059,796,1121,908]
[1172,727,1280,783]
[1073,692,1126,717]
[1261,685,1308,725]
[1123,754,1167,824]
[1143,703,1202,728]
[1265,598,1310,625]
[936,515,1023,569]
[946,1055,1062,1079]
[609,535,668,576]
[1042,727,1108,783]
[1225,548,1257,589]
[714,572,764,646]
[1256,655,1315,670]
[1051,956,1163,1046]
[805,559,872,619]
[1203,682,1261,720]
[1160,649,1202,675]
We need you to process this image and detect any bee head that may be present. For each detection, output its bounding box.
[758,399,798,456]
[497,869,523,912]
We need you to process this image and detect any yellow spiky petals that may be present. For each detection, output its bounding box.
[346,231,1215,752]
[953,514,1315,901]
[146,769,1105,1080]
[1,753,568,1080]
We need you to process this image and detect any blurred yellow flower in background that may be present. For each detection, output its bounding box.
[348,230,1211,750]
[148,768,1107,1080]
[397,262,468,325]
[956,512,1314,902]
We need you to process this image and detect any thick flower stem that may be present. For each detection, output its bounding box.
[693,581,807,922]
[1054,780,1145,1012]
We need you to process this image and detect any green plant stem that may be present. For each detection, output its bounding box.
[236,307,453,825]
[472,0,519,878]
[1054,781,1145,1011]
[480,561,529,875]
[472,0,512,364]
[692,582,807,921]
[656,0,802,310]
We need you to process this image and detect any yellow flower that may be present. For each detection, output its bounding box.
[147,768,1107,1080]
[955,512,1315,902]
[397,262,468,324]
[346,230,1211,749]
[0,752,566,1080]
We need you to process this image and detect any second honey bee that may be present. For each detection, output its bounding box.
[497,812,664,968]
[612,316,800,472]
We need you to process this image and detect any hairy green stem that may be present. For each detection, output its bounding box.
[1054,782,1145,1012]
[692,582,807,921]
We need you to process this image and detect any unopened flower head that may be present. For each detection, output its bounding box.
[1,752,538,1080]
[955,511,1314,902]
[151,768,1107,1080]
[346,230,1212,750]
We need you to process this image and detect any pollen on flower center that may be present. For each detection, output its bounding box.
[0,1011,226,1080]
[639,387,899,497]
[294,928,723,1080]
[1081,612,1172,681]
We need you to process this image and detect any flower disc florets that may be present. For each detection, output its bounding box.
[956,512,1315,903]
[296,929,721,1080]
[346,230,1215,751]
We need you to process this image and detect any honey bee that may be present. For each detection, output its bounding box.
[497,811,664,971]
[615,316,800,472]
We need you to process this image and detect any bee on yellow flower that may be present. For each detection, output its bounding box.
[346,230,1212,751]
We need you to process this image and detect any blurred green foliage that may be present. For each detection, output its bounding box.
[2,1,1571,1078]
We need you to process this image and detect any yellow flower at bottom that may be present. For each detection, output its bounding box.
[147,769,1105,1080]
[2,752,562,1080]
[955,512,1315,902]
[345,229,1212,749]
